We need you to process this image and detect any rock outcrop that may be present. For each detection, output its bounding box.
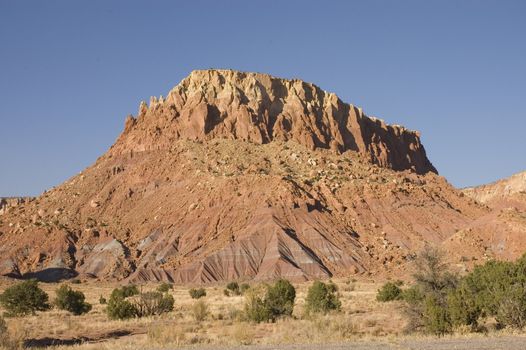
[463,171,526,210]
[0,197,32,215]
[0,70,523,283]
[110,70,437,175]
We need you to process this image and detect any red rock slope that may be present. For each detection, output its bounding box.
[0,70,521,284]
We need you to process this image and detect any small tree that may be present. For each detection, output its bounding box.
[0,279,50,316]
[403,247,458,334]
[304,281,341,314]
[54,284,92,315]
[414,247,458,295]
[189,288,206,299]
[376,281,403,302]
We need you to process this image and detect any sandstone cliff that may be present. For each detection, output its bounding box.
[110,70,437,175]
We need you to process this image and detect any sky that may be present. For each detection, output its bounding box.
[0,0,525,196]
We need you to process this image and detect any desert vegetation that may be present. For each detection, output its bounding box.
[106,286,174,320]
[188,287,206,299]
[304,280,341,315]
[377,247,526,335]
[54,284,92,315]
[2,252,526,349]
[0,277,399,348]
[0,280,50,316]
[244,279,296,322]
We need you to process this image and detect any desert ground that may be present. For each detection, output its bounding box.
[1,277,526,350]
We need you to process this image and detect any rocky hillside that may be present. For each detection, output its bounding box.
[442,171,526,264]
[463,171,526,210]
[0,70,523,284]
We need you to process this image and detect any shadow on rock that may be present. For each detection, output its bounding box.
[22,268,78,282]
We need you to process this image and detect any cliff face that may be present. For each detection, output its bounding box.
[2,70,522,284]
[110,70,437,175]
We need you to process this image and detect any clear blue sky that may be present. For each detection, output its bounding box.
[1,1,525,196]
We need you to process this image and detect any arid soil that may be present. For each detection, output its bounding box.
[2,278,524,350]
[176,336,526,350]
[0,70,525,284]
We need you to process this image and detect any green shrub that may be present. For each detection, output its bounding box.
[401,285,425,304]
[135,291,174,317]
[446,284,480,329]
[402,249,526,334]
[225,282,240,296]
[54,284,92,315]
[400,285,426,333]
[121,285,139,297]
[107,298,137,320]
[108,285,140,302]
[461,258,526,329]
[244,290,270,323]
[191,300,208,322]
[240,283,251,294]
[189,288,206,299]
[264,279,296,320]
[0,279,50,316]
[106,286,173,320]
[244,279,296,322]
[157,283,173,293]
[99,295,107,304]
[423,295,452,335]
[304,281,341,314]
[106,287,138,320]
[376,282,403,302]
[420,256,526,330]
[226,281,239,291]
[495,286,526,329]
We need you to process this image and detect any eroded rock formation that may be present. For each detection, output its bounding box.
[110,70,437,174]
[0,70,523,283]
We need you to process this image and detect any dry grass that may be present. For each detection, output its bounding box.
[0,278,410,349]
